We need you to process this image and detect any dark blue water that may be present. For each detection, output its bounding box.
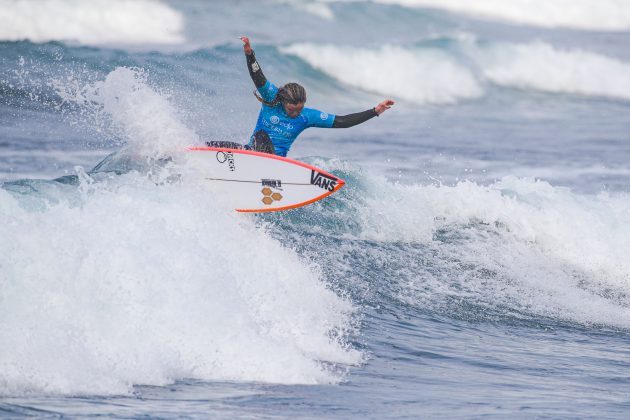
[2,0,630,418]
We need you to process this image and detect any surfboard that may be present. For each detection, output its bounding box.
[186,147,345,212]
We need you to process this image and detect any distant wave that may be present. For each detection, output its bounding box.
[478,41,630,100]
[282,41,630,104]
[281,43,484,104]
[275,0,335,20]
[371,0,630,31]
[0,0,184,45]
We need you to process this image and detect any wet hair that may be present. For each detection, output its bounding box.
[254,82,306,107]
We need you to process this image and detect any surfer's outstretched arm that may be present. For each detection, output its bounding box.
[240,36,266,88]
[332,99,395,128]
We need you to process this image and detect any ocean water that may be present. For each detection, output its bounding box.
[1,0,630,418]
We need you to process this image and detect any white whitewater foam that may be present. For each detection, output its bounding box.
[0,0,185,45]
[282,43,483,104]
[0,162,360,396]
[371,0,630,31]
[348,172,630,328]
[476,41,630,100]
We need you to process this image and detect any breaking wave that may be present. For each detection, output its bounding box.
[478,41,630,100]
[281,43,484,104]
[0,0,185,46]
[282,40,630,103]
[0,66,361,396]
[370,0,630,31]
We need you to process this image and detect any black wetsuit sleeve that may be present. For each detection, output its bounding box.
[332,108,379,128]
[246,51,267,88]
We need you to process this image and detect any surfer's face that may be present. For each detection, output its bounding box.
[284,102,304,118]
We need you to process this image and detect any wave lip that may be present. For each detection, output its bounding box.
[371,0,630,31]
[0,0,185,46]
[282,43,484,105]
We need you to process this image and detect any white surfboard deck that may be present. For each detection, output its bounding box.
[186,147,345,212]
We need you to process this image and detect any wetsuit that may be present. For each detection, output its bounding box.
[245,50,379,157]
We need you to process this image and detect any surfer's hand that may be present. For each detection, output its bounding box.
[240,36,253,55]
[375,99,395,115]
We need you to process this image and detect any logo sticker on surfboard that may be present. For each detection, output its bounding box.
[261,187,283,205]
[310,170,337,191]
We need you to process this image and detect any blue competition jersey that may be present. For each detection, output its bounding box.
[249,81,335,156]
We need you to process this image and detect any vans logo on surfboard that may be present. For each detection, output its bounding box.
[310,170,337,192]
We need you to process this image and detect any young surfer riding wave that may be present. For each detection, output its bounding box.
[209,36,394,157]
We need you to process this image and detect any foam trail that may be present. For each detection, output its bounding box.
[282,43,483,104]
[477,42,630,100]
[0,0,184,46]
[371,0,630,31]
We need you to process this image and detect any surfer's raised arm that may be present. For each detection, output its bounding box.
[332,99,395,128]
[240,36,266,88]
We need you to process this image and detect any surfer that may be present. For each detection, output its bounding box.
[239,36,394,157]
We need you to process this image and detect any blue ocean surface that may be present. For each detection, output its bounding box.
[1,0,630,418]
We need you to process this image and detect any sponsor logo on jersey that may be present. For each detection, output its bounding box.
[310,170,337,192]
[216,151,235,171]
[270,115,280,124]
[251,62,260,72]
[320,112,328,120]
